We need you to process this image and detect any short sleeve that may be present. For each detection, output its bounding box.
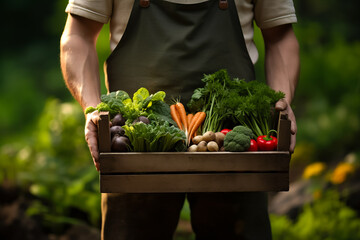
[65,0,113,24]
[254,0,297,29]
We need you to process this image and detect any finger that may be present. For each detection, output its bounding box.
[290,133,296,154]
[90,112,100,125]
[85,114,100,168]
[86,133,99,163]
[290,119,297,135]
[275,99,288,111]
[95,162,100,172]
[86,130,99,164]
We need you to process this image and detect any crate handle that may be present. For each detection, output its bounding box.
[98,111,111,153]
[277,111,291,151]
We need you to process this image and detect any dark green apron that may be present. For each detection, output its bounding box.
[102,0,271,239]
[105,0,255,102]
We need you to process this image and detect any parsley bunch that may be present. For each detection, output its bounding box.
[187,69,285,137]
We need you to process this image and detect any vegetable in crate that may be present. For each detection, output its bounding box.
[188,131,225,152]
[248,139,258,151]
[109,125,130,152]
[170,101,206,145]
[220,129,232,135]
[223,125,254,152]
[122,121,186,152]
[112,113,126,126]
[85,87,175,125]
[187,69,285,137]
[112,136,130,152]
[257,130,278,151]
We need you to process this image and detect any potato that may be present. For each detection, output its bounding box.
[188,144,198,152]
[215,132,225,148]
[202,131,216,142]
[207,141,219,152]
[197,141,208,152]
[192,135,203,145]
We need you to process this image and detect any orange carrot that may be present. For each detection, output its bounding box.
[188,112,206,142]
[187,114,194,132]
[175,102,188,133]
[170,104,183,130]
[188,112,201,133]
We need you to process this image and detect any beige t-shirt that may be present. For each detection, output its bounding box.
[65,0,297,63]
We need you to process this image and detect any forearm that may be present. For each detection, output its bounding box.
[60,35,101,111]
[263,24,300,104]
[60,15,103,112]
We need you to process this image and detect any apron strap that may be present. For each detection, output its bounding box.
[139,0,150,8]
[139,0,228,9]
[219,0,228,10]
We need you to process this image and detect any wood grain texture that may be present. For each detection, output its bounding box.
[100,152,290,173]
[98,112,111,152]
[277,111,291,151]
[100,172,289,193]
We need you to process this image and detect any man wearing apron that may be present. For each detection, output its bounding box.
[60,0,299,239]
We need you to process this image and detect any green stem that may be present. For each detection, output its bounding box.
[263,129,278,141]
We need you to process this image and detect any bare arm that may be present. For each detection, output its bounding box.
[60,14,104,170]
[60,14,103,110]
[261,24,300,153]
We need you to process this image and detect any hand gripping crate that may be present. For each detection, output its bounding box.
[98,112,291,193]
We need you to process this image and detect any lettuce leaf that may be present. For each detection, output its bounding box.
[123,121,186,152]
[85,88,171,124]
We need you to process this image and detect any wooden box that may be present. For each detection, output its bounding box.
[98,112,291,193]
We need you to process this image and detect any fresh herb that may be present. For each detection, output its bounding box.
[122,121,186,152]
[187,69,285,137]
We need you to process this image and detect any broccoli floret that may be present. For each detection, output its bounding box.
[223,125,253,152]
[232,125,255,139]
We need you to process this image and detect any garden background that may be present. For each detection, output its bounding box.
[1,0,359,239]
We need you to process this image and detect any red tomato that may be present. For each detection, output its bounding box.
[220,129,232,135]
[248,139,258,151]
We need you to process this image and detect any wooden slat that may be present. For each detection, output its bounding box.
[98,112,111,152]
[100,172,289,193]
[100,152,290,173]
[277,111,291,151]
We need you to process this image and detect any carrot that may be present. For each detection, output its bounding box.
[170,104,183,130]
[188,112,206,142]
[187,114,194,132]
[175,102,188,133]
[188,112,201,133]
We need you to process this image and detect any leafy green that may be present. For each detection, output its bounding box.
[148,101,176,126]
[187,69,285,137]
[85,88,169,124]
[85,87,182,152]
[123,121,186,152]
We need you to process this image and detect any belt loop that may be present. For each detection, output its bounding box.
[219,0,228,10]
[139,0,150,8]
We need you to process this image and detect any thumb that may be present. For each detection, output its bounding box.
[275,99,288,111]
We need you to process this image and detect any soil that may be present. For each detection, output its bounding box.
[0,182,100,240]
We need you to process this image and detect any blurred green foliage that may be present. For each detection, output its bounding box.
[0,0,360,237]
[0,100,100,231]
[271,190,360,240]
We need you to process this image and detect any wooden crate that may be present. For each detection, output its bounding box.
[98,112,291,193]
